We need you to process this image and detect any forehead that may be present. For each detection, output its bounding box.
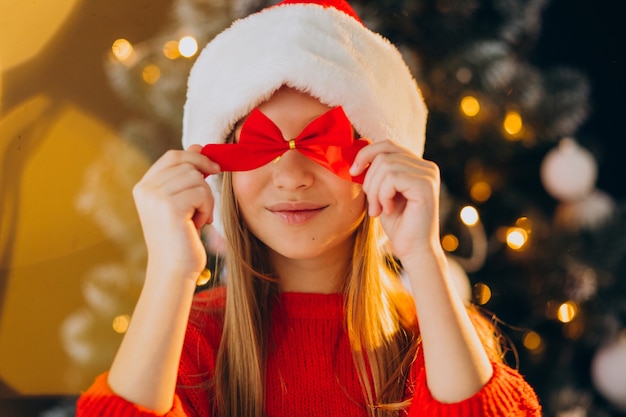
[233,89,337,142]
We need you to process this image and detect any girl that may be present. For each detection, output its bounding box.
[77,0,541,416]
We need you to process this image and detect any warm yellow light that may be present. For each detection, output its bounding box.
[503,110,523,137]
[0,0,79,71]
[142,64,161,84]
[523,331,542,351]
[557,301,578,323]
[196,269,212,286]
[515,216,533,232]
[470,181,492,203]
[442,234,459,252]
[111,39,134,61]
[506,227,528,250]
[112,314,131,334]
[178,36,198,58]
[460,205,479,226]
[473,283,492,305]
[163,40,180,60]
[460,95,480,117]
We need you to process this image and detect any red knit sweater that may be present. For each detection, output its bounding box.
[76,287,541,416]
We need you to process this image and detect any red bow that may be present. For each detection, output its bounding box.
[201,107,368,183]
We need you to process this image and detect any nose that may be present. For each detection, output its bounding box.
[271,150,315,190]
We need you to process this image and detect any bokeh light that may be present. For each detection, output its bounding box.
[470,181,492,203]
[112,314,131,334]
[163,40,181,60]
[442,234,459,252]
[460,95,480,117]
[523,330,543,351]
[506,227,528,250]
[503,110,523,138]
[142,64,161,84]
[473,282,492,305]
[112,39,134,61]
[557,301,578,323]
[515,216,533,232]
[460,205,480,226]
[178,35,198,58]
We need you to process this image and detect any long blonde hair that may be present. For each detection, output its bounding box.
[212,171,501,417]
[211,171,421,417]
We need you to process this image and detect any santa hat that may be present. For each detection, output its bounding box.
[182,0,428,233]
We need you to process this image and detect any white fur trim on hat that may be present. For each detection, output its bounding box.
[182,1,428,235]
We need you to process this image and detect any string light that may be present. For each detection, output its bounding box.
[163,40,181,60]
[557,301,578,323]
[441,234,459,252]
[505,227,528,250]
[112,314,131,334]
[460,95,480,117]
[473,282,492,305]
[142,64,161,84]
[178,35,198,58]
[470,181,492,203]
[503,110,523,139]
[515,216,533,232]
[523,330,543,351]
[111,39,134,61]
[460,205,479,226]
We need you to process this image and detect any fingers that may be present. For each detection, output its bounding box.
[175,185,215,228]
[349,139,409,178]
[134,147,219,228]
[187,144,203,153]
[144,148,220,182]
[351,140,440,218]
[366,156,434,218]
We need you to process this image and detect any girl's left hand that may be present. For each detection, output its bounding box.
[350,139,441,263]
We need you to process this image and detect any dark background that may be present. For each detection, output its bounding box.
[533,0,625,200]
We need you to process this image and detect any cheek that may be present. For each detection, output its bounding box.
[232,171,259,203]
[347,184,367,214]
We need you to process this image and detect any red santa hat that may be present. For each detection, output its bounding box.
[181,0,428,233]
[183,0,427,153]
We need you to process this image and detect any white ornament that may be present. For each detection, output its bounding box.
[591,335,626,412]
[553,189,615,231]
[540,138,597,202]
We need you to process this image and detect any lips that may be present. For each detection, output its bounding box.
[267,202,328,225]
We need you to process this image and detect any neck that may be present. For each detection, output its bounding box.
[270,242,353,294]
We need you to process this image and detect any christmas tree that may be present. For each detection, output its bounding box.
[65,0,626,416]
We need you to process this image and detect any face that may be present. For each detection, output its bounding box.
[232,87,366,264]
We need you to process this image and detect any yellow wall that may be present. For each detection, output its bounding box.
[0,0,171,395]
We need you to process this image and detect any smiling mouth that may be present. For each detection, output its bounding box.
[267,204,328,225]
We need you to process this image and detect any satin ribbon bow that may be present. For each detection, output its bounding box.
[201,106,368,183]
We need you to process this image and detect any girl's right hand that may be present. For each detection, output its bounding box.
[132,144,220,283]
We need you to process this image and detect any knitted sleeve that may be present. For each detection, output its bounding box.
[406,355,542,417]
[75,372,190,417]
[75,288,225,417]
[75,322,214,417]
